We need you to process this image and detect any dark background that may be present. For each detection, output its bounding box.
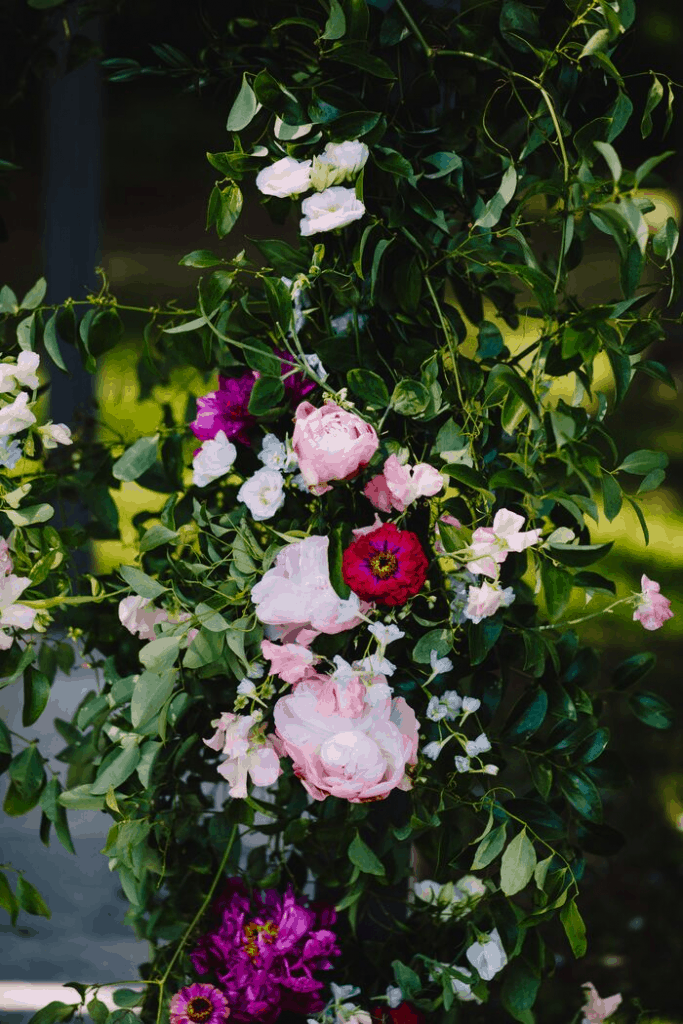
[1,1,683,1020]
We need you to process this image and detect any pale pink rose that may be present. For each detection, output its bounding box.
[273,672,419,802]
[580,982,622,1024]
[203,711,282,798]
[464,581,515,624]
[434,514,462,555]
[467,508,542,578]
[292,400,379,496]
[251,534,369,646]
[351,513,384,539]
[0,538,12,576]
[118,595,169,641]
[261,638,316,683]
[364,455,444,513]
[633,574,674,630]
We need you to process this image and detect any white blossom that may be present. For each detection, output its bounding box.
[0,352,40,393]
[0,574,38,650]
[368,622,405,648]
[192,430,237,487]
[0,393,36,437]
[423,740,446,761]
[330,310,368,336]
[237,467,285,521]
[38,422,72,449]
[430,649,454,674]
[465,733,492,757]
[300,186,365,236]
[0,438,22,469]
[236,678,257,697]
[258,433,296,472]
[462,696,481,714]
[256,156,312,198]
[466,928,508,981]
[454,755,471,773]
[355,652,396,677]
[426,691,461,722]
[310,140,369,191]
[304,352,329,382]
[482,763,499,776]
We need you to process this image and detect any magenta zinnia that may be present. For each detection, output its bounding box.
[169,982,230,1024]
[342,521,429,606]
[190,877,340,1023]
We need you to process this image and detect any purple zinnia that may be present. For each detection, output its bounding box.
[169,982,231,1024]
[190,877,340,1024]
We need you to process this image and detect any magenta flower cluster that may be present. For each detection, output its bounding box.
[191,350,318,446]
[190,876,340,1023]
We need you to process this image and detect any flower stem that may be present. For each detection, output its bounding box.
[395,0,433,58]
[533,595,635,632]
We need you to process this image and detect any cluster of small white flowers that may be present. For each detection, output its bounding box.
[239,431,309,521]
[307,983,371,1024]
[256,140,368,236]
[426,691,461,722]
[257,433,299,473]
[414,874,487,923]
[0,352,71,467]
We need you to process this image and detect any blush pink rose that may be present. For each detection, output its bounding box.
[251,534,370,646]
[273,672,419,802]
[261,639,317,683]
[292,400,379,496]
[364,454,444,513]
[633,574,674,630]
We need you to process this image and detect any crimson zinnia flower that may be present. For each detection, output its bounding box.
[342,522,429,606]
[371,1004,426,1024]
[169,983,230,1024]
[190,877,340,1024]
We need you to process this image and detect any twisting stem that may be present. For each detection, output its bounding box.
[533,595,635,632]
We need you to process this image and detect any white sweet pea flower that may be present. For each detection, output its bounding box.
[300,186,365,236]
[237,467,285,521]
[0,438,22,469]
[192,430,237,487]
[331,985,360,1003]
[330,310,368,336]
[247,662,265,679]
[423,740,446,760]
[236,678,257,697]
[331,655,357,684]
[258,433,298,472]
[466,928,508,981]
[414,875,486,922]
[203,711,282,798]
[310,140,369,191]
[0,393,36,437]
[0,352,40,393]
[464,581,516,624]
[461,696,481,714]
[385,986,403,1009]
[0,574,37,650]
[451,967,482,1004]
[426,691,461,722]
[280,275,309,334]
[430,649,454,674]
[482,763,499,776]
[119,595,169,641]
[355,652,396,677]
[368,622,405,648]
[465,732,492,757]
[256,156,312,198]
[454,755,471,773]
[38,422,72,449]
[304,352,329,382]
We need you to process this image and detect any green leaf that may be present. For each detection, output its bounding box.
[652,216,679,261]
[391,379,430,416]
[641,74,664,138]
[179,249,224,268]
[0,284,18,314]
[43,313,68,372]
[391,960,421,998]
[0,871,19,925]
[0,717,11,754]
[501,959,541,1021]
[613,651,656,691]
[626,495,649,545]
[112,435,159,482]
[39,778,76,854]
[131,670,176,729]
[469,618,503,666]
[263,276,294,333]
[471,823,507,870]
[441,462,490,493]
[629,690,673,730]
[253,69,307,125]
[500,829,536,896]
[593,140,621,183]
[58,785,105,811]
[87,1000,110,1024]
[547,542,612,567]
[26,1005,78,1024]
[140,523,179,552]
[637,468,666,493]
[194,603,229,631]
[20,277,47,310]
[503,687,548,743]
[346,368,389,408]
[326,43,396,80]
[90,743,141,795]
[617,449,668,474]
[88,308,124,356]
[473,164,517,229]
[248,376,285,416]
[119,565,167,599]
[138,638,181,674]
[541,560,573,620]
[322,0,346,40]
[560,899,587,958]
[558,769,603,822]
[5,503,54,527]
[370,238,393,302]
[347,832,386,876]
[327,110,381,138]
[23,667,51,727]
[579,27,610,58]
[601,472,622,522]
[226,74,260,131]
[9,744,45,797]
[215,183,243,238]
[329,524,351,600]
[412,628,452,664]
[16,875,51,918]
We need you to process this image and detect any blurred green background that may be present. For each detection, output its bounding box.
[1,1,683,1019]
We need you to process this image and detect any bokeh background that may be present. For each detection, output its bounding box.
[1,1,683,1020]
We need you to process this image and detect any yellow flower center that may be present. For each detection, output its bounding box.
[369,551,398,579]
[242,920,279,963]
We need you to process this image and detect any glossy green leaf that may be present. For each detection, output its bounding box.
[226,74,260,131]
[629,690,673,730]
[500,829,536,896]
[22,667,51,727]
[16,875,51,918]
[347,832,385,876]
[471,823,507,870]
[112,435,159,482]
[131,670,176,729]
[559,899,587,957]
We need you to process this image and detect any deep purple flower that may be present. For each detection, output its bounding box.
[190,372,258,446]
[190,877,340,1023]
[273,347,318,403]
[169,983,231,1024]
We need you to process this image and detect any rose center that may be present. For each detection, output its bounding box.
[242,920,279,963]
[369,551,398,579]
[187,998,214,1023]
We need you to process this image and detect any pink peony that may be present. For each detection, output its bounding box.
[467,508,542,578]
[261,639,316,684]
[633,574,674,631]
[364,454,443,513]
[292,401,379,496]
[273,671,419,802]
[203,711,282,798]
[250,535,369,646]
[170,983,230,1024]
[580,982,622,1024]
[464,581,515,624]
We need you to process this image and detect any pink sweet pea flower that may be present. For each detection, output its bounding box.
[580,982,622,1024]
[466,508,542,578]
[274,672,419,802]
[119,595,170,641]
[292,400,379,496]
[250,534,370,646]
[464,580,516,624]
[364,454,443,514]
[633,574,674,631]
[0,538,12,577]
[261,639,317,684]
[203,711,282,798]
[0,574,38,650]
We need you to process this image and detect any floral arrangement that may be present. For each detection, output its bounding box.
[0,1,679,1022]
